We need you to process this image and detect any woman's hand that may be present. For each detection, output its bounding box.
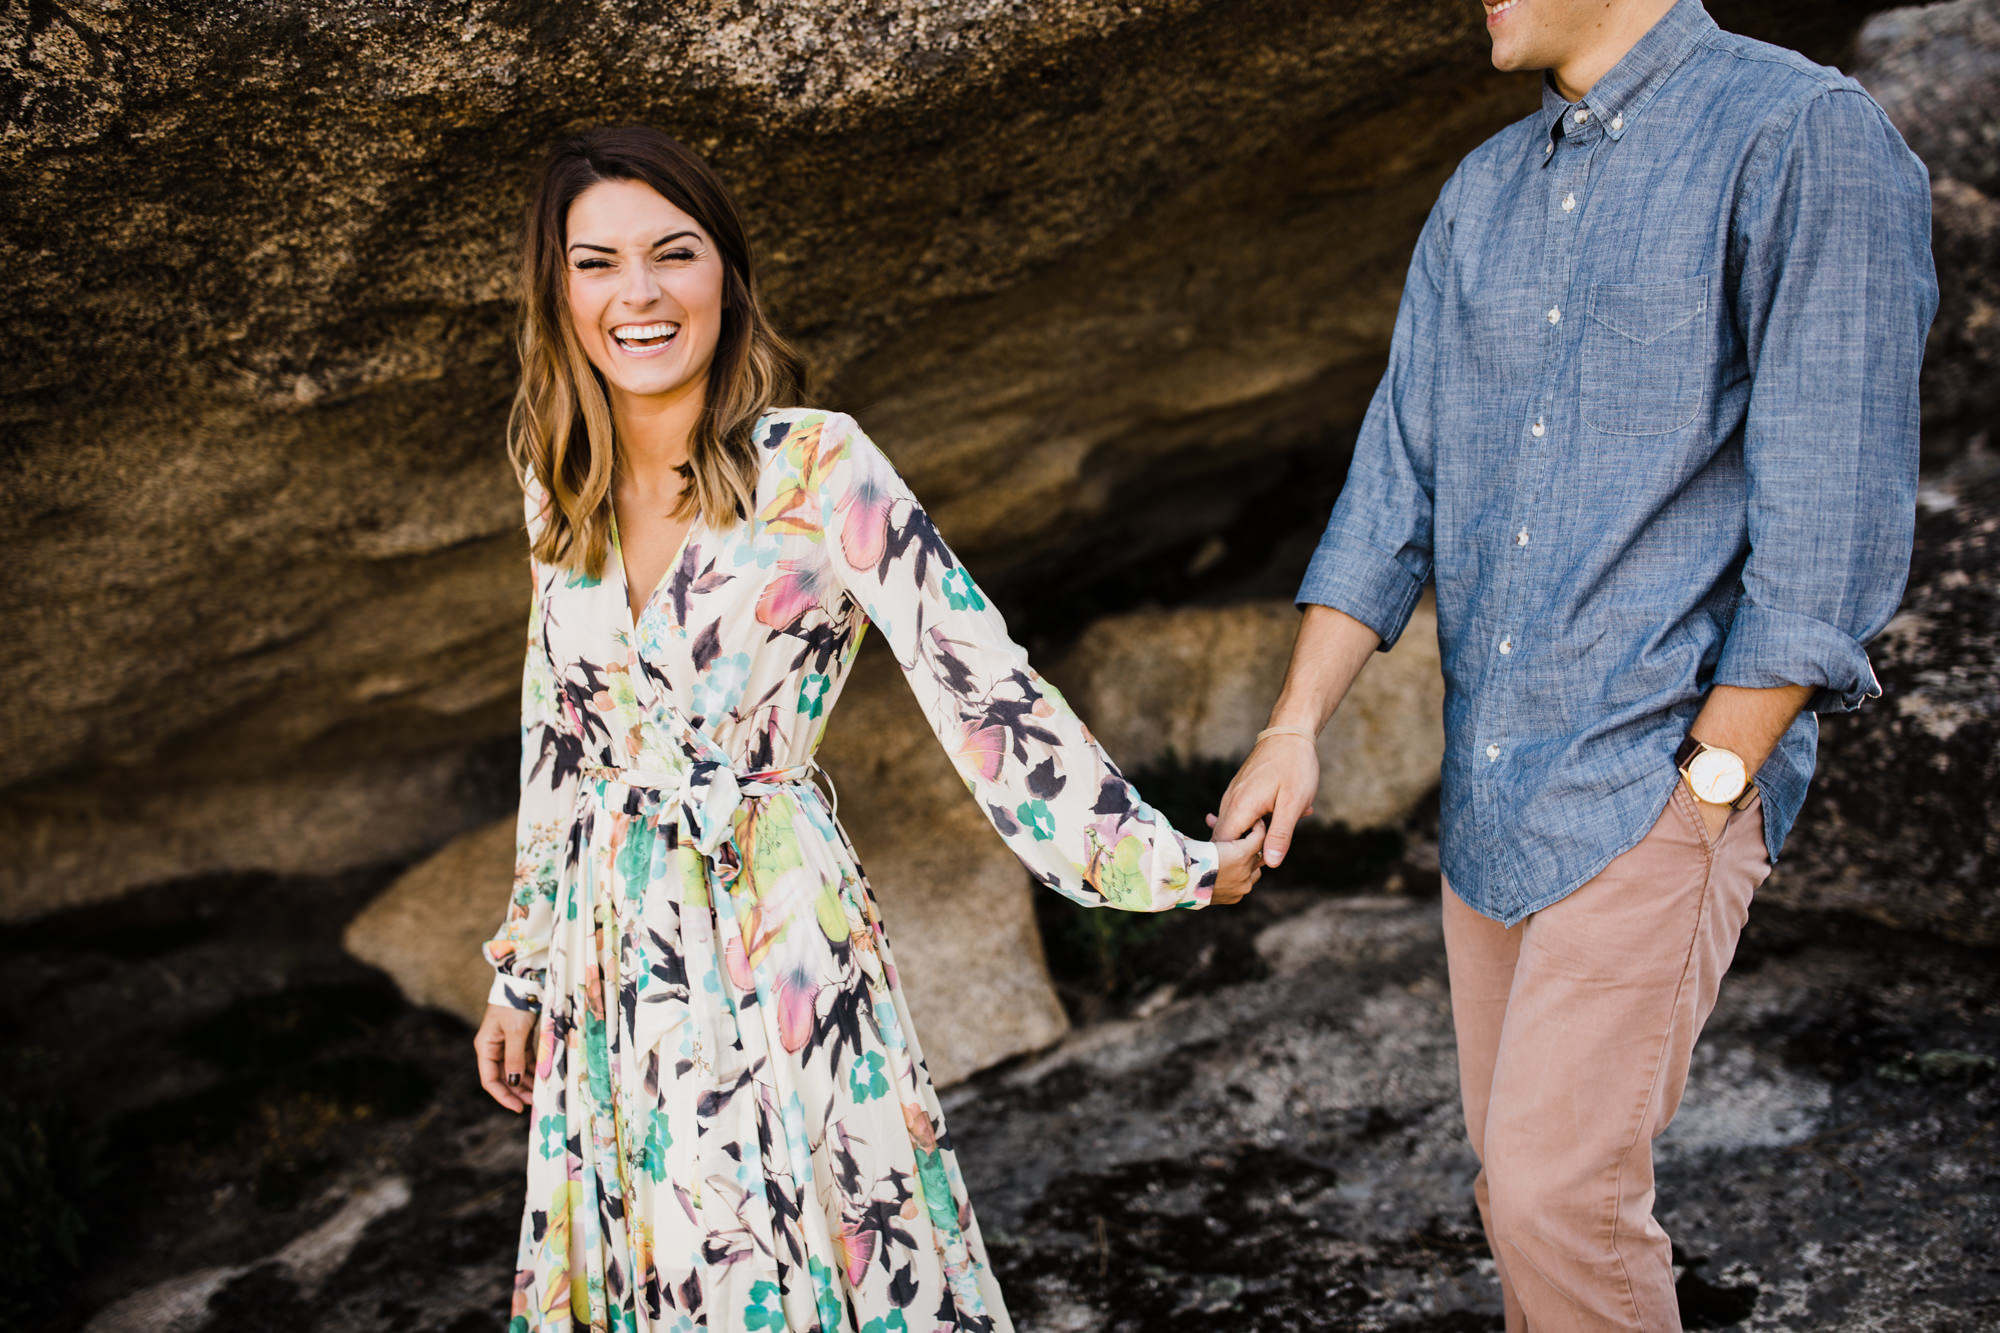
[1208,820,1267,905]
[474,1003,540,1113]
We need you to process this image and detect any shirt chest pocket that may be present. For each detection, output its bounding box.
[1580,274,1710,436]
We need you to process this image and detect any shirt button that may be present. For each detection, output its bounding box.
[1546,306,1561,325]
[1486,743,1502,761]
[1561,193,1576,213]
[1574,107,1590,124]
[1611,114,1624,131]
[1516,528,1531,547]
[1499,638,1514,655]
[1531,418,1545,437]
[1544,140,1555,157]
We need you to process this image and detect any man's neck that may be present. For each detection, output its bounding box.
[1548,0,1679,102]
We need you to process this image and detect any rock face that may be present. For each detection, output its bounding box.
[0,0,1901,919]
[1053,599,1446,831]
[1768,471,2000,944]
[1854,0,2000,463]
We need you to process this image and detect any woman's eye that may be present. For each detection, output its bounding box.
[658,249,696,262]
[575,259,611,271]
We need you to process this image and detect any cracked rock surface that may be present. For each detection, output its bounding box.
[7,865,1994,1331]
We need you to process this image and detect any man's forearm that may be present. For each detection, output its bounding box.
[1267,605,1384,735]
[1687,682,1815,784]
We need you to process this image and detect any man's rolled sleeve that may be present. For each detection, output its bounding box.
[1296,182,1451,650]
[1714,602,1879,712]
[1720,87,1938,712]
[1297,529,1428,650]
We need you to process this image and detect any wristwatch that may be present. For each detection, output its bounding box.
[1674,734,1756,809]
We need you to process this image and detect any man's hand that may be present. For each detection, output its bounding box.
[474,1003,540,1113]
[1211,733,1320,869]
[1206,605,1379,869]
[1682,681,1812,848]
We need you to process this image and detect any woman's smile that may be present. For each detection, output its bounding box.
[609,319,681,356]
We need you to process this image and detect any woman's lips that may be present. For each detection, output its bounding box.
[610,321,681,356]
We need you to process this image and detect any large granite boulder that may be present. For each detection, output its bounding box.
[1052,599,1446,831]
[1854,0,2000,463]
[1768,470,2000,944]
[0,0,1899,920]
[342,821,515,1026]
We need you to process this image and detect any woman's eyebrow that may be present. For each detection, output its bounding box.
[566,231,699,254]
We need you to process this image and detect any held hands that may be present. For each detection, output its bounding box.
[474,1004,540,1113]
[1209,730,1321,870]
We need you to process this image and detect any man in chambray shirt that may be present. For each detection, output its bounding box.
[1213,1,1936,1327]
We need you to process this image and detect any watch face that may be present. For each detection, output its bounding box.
[1688,748,1748,803]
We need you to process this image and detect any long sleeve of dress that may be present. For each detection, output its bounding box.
[481,482,583,1011]
[792,411,1217,911]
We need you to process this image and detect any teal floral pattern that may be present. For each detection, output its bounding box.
[483,409,1217,1331]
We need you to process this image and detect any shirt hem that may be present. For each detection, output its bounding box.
[1445,766,1685,929]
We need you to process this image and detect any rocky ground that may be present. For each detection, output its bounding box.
[6,810,1994,1333]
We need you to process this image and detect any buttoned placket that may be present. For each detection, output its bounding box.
[1472,103,1607,861]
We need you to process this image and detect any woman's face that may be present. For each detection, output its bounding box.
[563,178,726,409]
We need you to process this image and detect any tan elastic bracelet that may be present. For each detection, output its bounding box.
[1255,725,1317,745]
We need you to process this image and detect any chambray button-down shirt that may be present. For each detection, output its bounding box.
[1298,0,1937,925]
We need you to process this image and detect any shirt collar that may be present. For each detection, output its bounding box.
[1538,0,1717,153]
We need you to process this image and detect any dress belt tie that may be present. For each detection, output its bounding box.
[577,756,839,862]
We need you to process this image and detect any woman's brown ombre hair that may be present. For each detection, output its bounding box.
[508,126,806,578]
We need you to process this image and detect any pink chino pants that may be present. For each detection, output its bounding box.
[1442,781,1772,1333]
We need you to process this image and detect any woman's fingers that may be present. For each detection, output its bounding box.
[1209,820,1266,904]
[474,1007,530,1113]
[504,1018,530,1092]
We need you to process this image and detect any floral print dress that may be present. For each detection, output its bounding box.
[483,408,1219,1333]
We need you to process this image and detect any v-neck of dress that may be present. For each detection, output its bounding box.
[609,500,700,640]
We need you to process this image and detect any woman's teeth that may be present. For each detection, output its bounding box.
[1488,0,1522,15]
[612,322,680,350]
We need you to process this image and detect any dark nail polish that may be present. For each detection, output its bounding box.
[507,1073,520,1086]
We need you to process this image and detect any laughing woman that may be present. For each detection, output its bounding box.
[471,125,1266,1333]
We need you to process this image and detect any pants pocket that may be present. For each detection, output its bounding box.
[1667,778,1719,858]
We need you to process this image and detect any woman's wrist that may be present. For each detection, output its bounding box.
[1255,724,1318,746]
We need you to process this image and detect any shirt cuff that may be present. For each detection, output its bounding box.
[1182,838,1219,910]
[1712,601,1881,713]
[1294,536,1425,651]
[488,970,544,1012]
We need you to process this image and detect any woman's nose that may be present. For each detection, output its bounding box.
[618,259,662,306]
